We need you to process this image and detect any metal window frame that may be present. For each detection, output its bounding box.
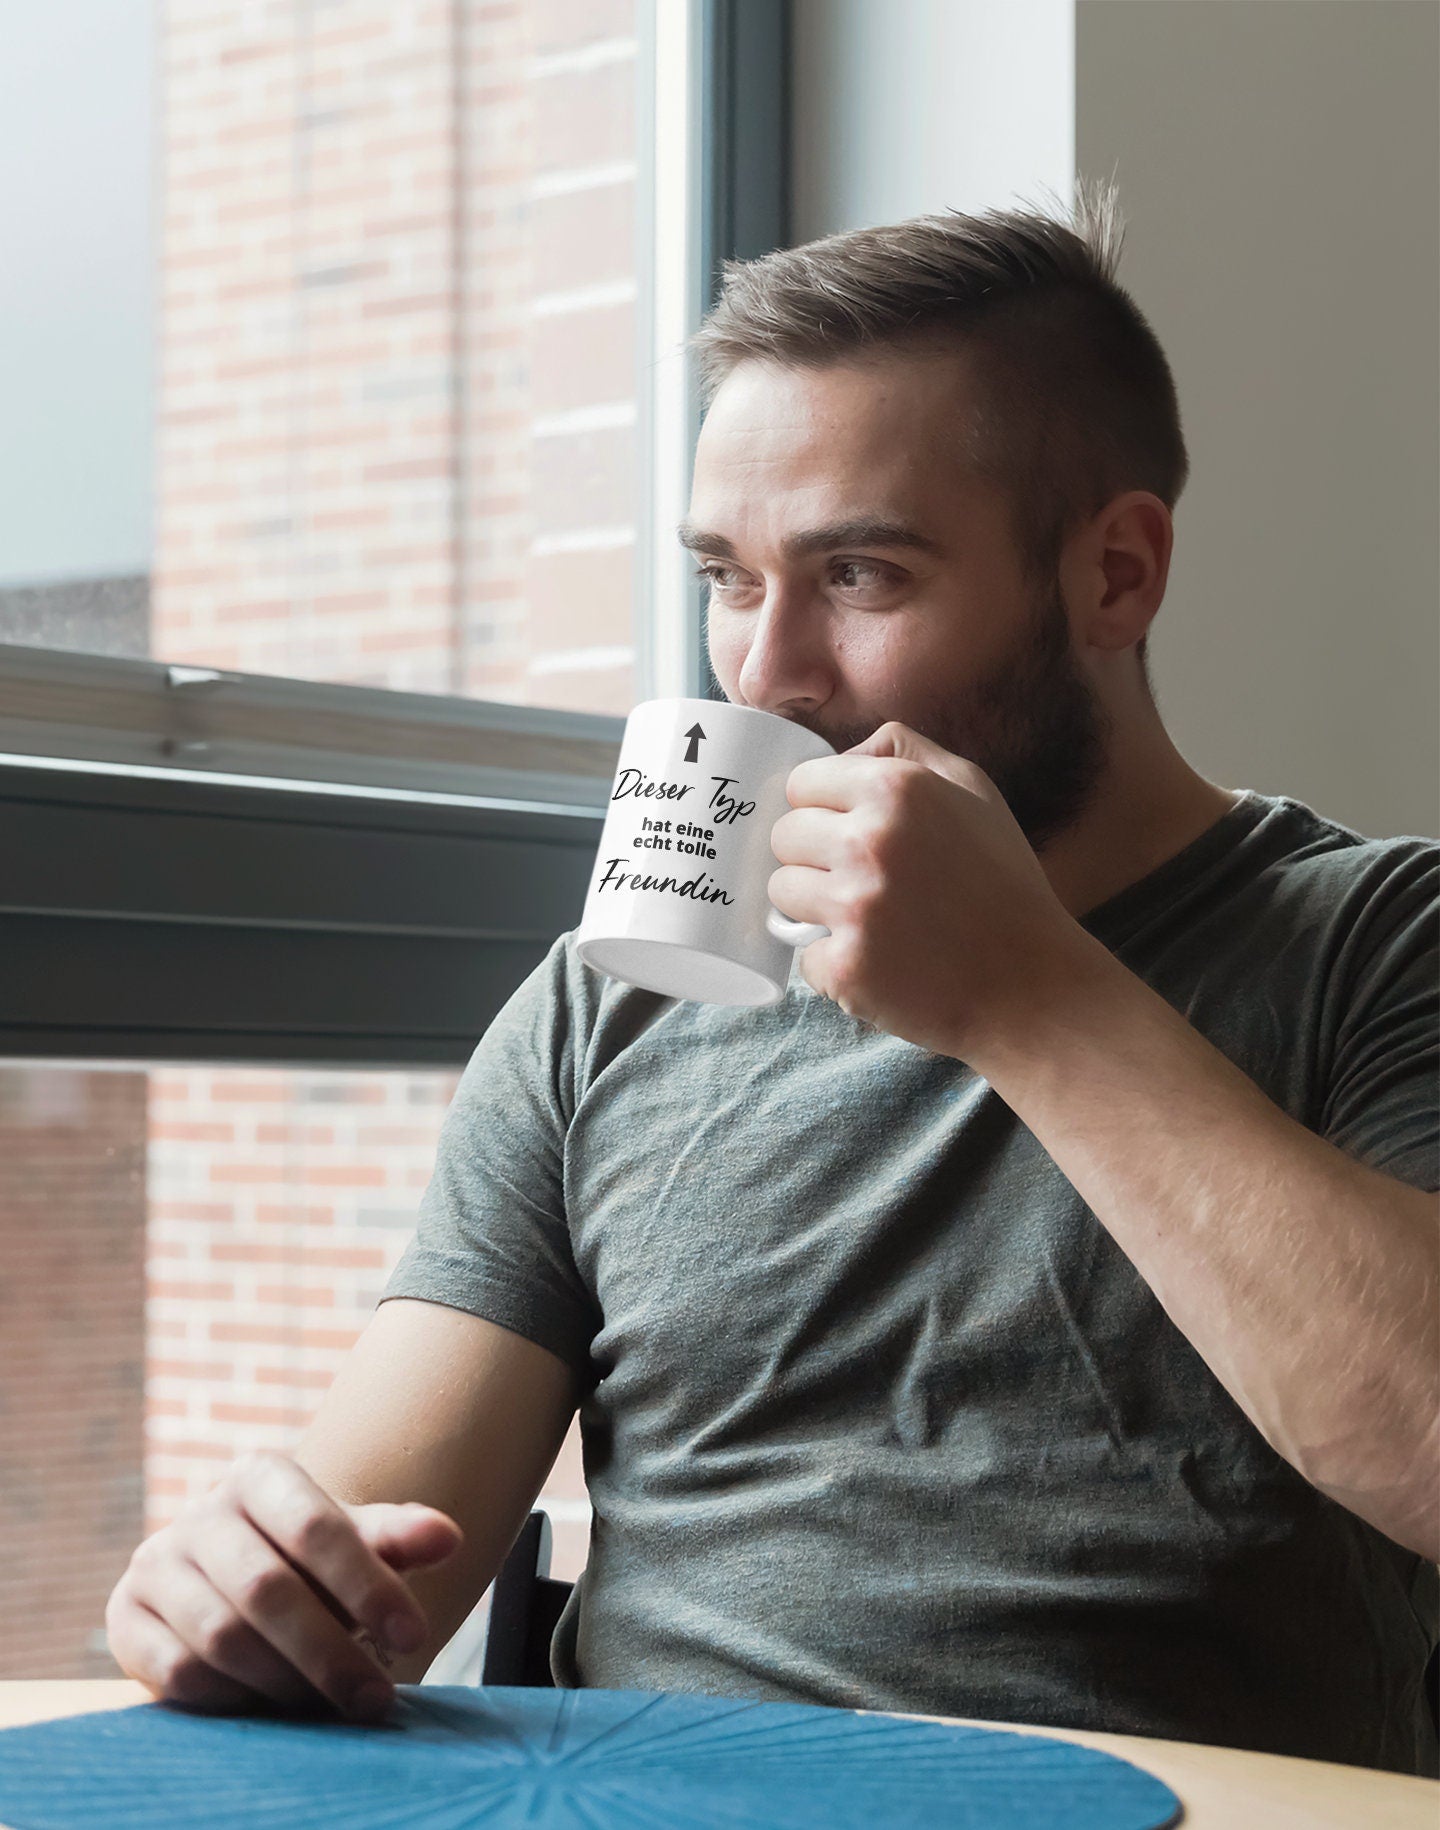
[0,0,790,1070]
[638,0,791,709]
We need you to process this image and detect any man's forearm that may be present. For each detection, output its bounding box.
[958,927,1439,1560]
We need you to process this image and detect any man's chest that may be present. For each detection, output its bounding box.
[557,1012,1226,1448]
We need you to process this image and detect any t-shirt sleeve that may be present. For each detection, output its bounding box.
[1319,842,1439,1193]
[378,931,600,1385]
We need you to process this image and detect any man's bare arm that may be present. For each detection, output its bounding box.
[292,1295,583,1684]
[961,933,1439,1561]
[106,1296,583,1716]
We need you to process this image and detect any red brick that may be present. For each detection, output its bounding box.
[149,1360,237,1381]
[211,1402,314,1428]
[256,1366,345,1389]
[254,1285,336,1308]
[303,1165,387,1188]
[213,599,293,624]
[153,1440,244,1460]
[210,1081,291,1103]
[209,1323,360,1350]
[257,1204,336,1226]
[210,1162,294,1185]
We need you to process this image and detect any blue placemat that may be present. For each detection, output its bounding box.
[0,1684,1183,1828]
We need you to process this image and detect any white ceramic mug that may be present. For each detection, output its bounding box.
[574,696,836,1005]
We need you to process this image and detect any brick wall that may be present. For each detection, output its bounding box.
[153,0,640,714]
[141,0,635,1602]
[4,0,644,1677]
[143,1064,614,1583]
[139,0,640,1603]
[0,1068,148,1679]
[144,1068,460,1524]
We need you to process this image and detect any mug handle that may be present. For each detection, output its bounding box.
[765,906,830,948]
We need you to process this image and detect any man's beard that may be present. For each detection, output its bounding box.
[788,576,1112,853]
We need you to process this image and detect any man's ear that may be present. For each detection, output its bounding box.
[1061,490,1172,654]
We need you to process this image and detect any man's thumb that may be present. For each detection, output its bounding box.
[843,719,981,791]
[350,1501,464,1571]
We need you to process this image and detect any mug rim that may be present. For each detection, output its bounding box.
[626,695,835,751]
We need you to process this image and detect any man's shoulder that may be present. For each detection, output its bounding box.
[1227,793,1437,979]
[1231,790,1436,901]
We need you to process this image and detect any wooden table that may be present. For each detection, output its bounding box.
[0,1680,1434,1828]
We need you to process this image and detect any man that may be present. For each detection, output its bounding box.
[107,180,1439,1775]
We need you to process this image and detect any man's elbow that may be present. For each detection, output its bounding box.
[1307,1415,1439,1563]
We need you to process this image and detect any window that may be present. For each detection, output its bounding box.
[0,0,787,1682]
[3,0,648,715]
[0,1059,589,1681]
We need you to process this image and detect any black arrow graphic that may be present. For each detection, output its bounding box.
[682,722,706,764]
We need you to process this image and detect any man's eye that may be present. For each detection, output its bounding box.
[831,560,886,588]
[693,561,888,590]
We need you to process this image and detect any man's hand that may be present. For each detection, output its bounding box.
[105,1450,463,1723]
[768,720,1082,1057]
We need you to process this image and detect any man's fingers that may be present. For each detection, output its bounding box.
[356,1502,465,1573]
[111,1589,303,1716]
[104,1453,468,1725]
[185,1501,397,1719]
[227,1453,437,1658]
[138,1546,328,1710]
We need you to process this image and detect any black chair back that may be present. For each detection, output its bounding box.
[480,1509,573,1688]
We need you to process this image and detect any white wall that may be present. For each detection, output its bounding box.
[1078,0,1437,841]
[792,0,1074,236]
[791,0,1438,841]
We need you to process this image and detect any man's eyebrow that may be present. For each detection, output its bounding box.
[675,517,944,562]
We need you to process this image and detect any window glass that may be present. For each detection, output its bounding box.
[0,1060,589,1681]
[0,1,644,718]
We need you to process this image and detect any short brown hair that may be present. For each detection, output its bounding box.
[688,176,1187,678]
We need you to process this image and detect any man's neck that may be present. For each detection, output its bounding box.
[1038,714,1244,925]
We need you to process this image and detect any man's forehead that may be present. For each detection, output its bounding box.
[675,510,949,563]
[688,354,987,531]
[701,346,979,447]
[683,443,996,561]
[702,344,978,418]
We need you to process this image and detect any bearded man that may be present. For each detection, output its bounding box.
[108,180,1439,1779]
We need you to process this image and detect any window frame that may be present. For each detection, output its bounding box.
[0,0,790,1069]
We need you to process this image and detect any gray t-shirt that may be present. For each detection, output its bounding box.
[381,788,1439,1775]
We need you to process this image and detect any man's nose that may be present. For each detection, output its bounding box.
[734,584,830,716]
